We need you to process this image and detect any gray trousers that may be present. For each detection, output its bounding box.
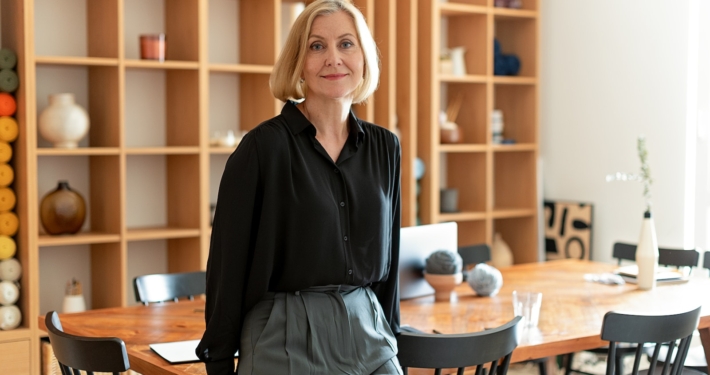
[238,285,402,375]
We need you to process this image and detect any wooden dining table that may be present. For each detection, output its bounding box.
[38,259,710,375]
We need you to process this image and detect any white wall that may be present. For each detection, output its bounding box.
[541,0,695,263]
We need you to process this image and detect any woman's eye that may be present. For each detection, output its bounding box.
[341,41,354,48]
[310,43,324,51]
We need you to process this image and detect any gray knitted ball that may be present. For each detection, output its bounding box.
[425,250,463,275]
[467,263,503,296]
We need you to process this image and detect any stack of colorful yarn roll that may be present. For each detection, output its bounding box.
[0,47,21,331]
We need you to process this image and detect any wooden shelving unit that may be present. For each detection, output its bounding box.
[417,0,540,263]
[2,0,414,373]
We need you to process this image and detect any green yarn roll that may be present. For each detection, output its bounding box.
[0,49,16,70]
[0,70,18,93]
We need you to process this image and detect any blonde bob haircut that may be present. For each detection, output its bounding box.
[270,0,380,104]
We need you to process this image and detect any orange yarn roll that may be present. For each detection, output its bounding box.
[0,142,11,163]
[0,188,15,212]
[0,212,18,236]
[0,93,16,116]
[0,164,12,187]
[0,235,16,260]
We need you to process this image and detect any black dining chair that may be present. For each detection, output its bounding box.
[397,316,521,375]
[566,243,700,375]
[601,306,702,375]
[133,271,206,305]
[45,311,130,375]
[458,243,491,271]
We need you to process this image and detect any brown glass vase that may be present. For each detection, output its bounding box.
[40,181,86,235]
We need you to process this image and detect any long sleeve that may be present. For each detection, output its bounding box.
[196,134,261,373]
[372,136,401,336]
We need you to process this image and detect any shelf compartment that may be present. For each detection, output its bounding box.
[493,0,537,12]
[494,17,537,78]
[441,82,487,144]
[441,12,487,76]
[438,211,486,222]
[36,148,120,156]
[126,154,200,229]
[36,65,120,148]
[492,76,537,85]
[0,328,32,341]
[492,208,535,219]
[124,0,198,62]
[493,151,536,210]
[38,155,121,235]
[35,0,119,58]
[209,147,237,155]
[439,144,487,153]
[38,232,120,247]
[35,56,119,66]
[124,69,199,147]
[494,84,536,144]
[456,219,487,248]
[493,216,538,263]
[441,152,486,214]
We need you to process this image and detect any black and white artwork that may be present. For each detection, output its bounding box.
[544,200,593,260]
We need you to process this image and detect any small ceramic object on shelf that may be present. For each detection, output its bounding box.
[38,93,90,148]
[0,304,20,330]
[491,232,514,268]
[0,258,21,281]
[467,263,503,297]
[440,122,462,144]
[140,33,166,61]
[491,109,504,144]
[0,280,19,305]
[40,181,86,235]
[440,188,459,213]
[449,46,467,76]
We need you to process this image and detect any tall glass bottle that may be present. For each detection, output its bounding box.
[636,211,659,290]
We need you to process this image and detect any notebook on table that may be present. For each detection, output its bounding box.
[613,265,688,284]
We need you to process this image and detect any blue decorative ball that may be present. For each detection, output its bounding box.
[467,263,503,296]
[425,250,463,275]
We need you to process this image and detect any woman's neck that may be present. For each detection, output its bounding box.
[298,98,351,141]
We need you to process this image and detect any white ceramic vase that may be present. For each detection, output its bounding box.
[38,93,90,148]
[491,232,514,268]
[449,46,467,76]
[636,211,659,290]
[62,294,86,313]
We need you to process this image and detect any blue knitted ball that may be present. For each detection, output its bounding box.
[425,250,463,275]
[467,263,503,296]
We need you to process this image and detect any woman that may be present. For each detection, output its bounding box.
[196,1,402,374]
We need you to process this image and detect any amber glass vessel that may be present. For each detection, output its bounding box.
[40,181,86,235]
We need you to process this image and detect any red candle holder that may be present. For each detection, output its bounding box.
[140,34,166,62]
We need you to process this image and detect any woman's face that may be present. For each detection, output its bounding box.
[302,11,364,102]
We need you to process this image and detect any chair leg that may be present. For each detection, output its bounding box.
[538,358,548,375]
[565,353,575,375]
[615,354,624,375]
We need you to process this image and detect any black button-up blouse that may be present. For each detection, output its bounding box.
[196,101,401,367]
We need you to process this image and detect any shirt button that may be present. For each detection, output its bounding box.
[344,236,348,241]
[340,202,345,207]
[295,291,300,296]
[348,269,353,275]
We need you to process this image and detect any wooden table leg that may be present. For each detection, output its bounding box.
[699,327,710,375]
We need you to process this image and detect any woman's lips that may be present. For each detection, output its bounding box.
[322,73,347,80]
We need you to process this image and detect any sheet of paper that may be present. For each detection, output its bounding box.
[149,340,238,364]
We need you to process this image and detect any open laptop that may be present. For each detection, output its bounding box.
[398,222,458,300]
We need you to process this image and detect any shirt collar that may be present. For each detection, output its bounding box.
[282,101,365,146]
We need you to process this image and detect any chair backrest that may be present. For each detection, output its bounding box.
[458,243,491,268]
[600,306,701,375]
[133,271,206,305]
[397,316,521,375]
[45,311,130,375]
[613,242,699,268]
[704,251,710,271]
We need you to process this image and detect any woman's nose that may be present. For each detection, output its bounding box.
[325,49,342,66]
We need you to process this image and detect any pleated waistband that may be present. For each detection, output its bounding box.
[262,284,363,300]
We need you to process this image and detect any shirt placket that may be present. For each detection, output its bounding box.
[333,165,354,284]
